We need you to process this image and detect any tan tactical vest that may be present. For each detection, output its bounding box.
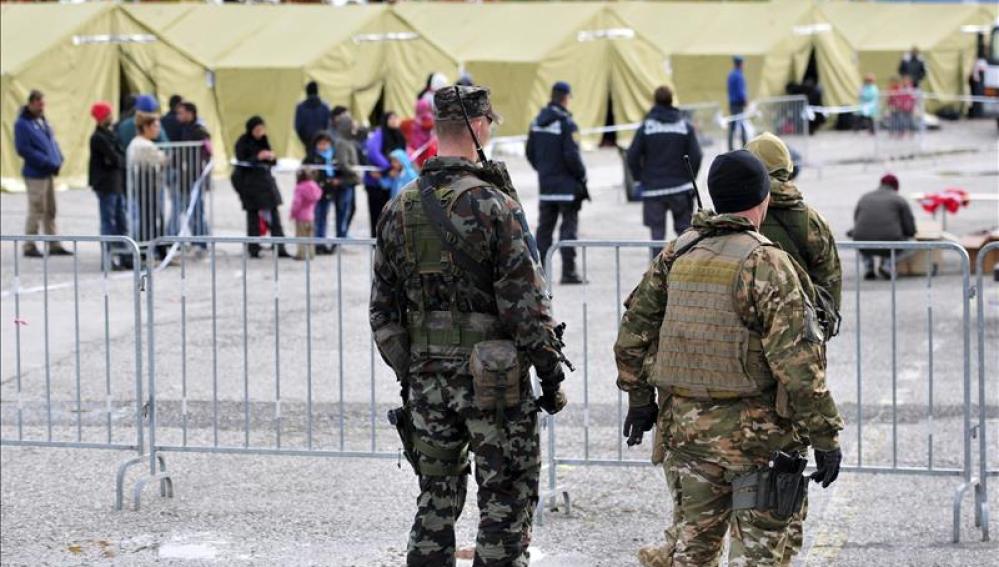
[652,230,777,399]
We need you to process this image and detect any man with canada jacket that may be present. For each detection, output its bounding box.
[627,85,702,256]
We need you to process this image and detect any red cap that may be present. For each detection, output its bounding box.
[90,101,112,123]
[880,173,899,190]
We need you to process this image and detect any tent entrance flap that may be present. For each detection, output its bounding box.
[601,91,617,148]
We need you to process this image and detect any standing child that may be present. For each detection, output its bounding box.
[303,131,337,254]
[379,149,419,200]
[290,168,322,260]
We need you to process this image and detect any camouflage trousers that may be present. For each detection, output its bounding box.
[406,370,540,567]
[650,453,796,567]
[641,466,808,567]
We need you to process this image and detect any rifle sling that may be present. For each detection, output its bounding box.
[417,174,494,290]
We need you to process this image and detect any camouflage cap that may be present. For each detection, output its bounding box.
[746,132,793,179]
[434,85,502,124]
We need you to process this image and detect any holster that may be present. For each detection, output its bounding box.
[387,405,469,478]
[731,451,808,520]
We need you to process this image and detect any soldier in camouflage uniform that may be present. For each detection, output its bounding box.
[615,150,844,567]
[747,132,841,309]
[746,132,842,566]
[370,86,568,567]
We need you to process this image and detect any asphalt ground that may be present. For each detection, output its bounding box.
[2,120,998,565]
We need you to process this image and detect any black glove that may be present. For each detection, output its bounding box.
[537,366,567,415]
[810,448,842,488]
[623,403,658,447]
[539,383,567,415]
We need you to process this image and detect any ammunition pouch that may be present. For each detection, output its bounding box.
[470,340,522,430]
[731,451,808,520]
[388,406,469,477]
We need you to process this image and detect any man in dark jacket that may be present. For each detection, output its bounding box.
[626,85,702,255]
[14,90,70,257]
[331,113,359,239]
[898,47,927,89]
[232,116,290,259]
[176,101,212,243]
[851,174,917,279]
[526,81,588,284]
[160,94,184,142]
[88,101,130,269]
[295,81,332,151]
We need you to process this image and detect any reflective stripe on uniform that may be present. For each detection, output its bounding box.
[641,183,694,199]
[539,193,576,202]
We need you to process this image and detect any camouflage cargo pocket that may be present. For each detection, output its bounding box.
[469,340,521,413]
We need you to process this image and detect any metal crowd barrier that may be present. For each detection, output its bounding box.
[975,241,998,542]
[126,141,213,251]
[0,235,168,510]
[542,239,988,542]
[1,234,992,536]
[721,95,811,169]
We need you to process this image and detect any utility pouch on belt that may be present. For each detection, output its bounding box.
[470,340,521,427]
[731,450,808,520]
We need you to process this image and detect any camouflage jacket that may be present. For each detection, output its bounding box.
[614,211,843,465]
[370,156,562,377]
[764,179,842,310]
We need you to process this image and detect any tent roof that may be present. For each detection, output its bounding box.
[672,1,814,56]
[817,3,989,51]
[612,2,735,55]
[129,4,388,68]
[0,3,111,75]
[213,5,387,69]
[395,2,608,64]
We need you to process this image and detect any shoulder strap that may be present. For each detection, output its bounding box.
[767,209,808,263]
[417,173,494,290]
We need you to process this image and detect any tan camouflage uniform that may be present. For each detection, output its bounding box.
[748,133,843,565]
[616,211,843,567]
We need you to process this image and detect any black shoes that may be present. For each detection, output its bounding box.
[864,270,877,281]
[560,271,584,285]
[23,244,73,258]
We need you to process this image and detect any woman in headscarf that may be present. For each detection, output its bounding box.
[363,111,407,235]
[231,116,290,258]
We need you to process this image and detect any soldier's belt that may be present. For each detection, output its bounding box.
[408,310,507,356]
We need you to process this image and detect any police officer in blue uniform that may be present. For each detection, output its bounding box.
[626,85,702,256]
[526,81,588,284]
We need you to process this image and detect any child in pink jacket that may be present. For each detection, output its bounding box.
[290,168,323,260]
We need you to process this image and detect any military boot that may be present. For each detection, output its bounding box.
[637,544,673,567]
[561,266,585,285]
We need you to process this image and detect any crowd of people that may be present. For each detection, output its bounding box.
[11,59,932,278]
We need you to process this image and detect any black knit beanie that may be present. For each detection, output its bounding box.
[707,150,770,213]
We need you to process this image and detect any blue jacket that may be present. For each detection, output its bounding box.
[14,107,63,178]
[626,105,702,199]
[294,95,331,149]
[727,68,747,106]
[525,102,587,201]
